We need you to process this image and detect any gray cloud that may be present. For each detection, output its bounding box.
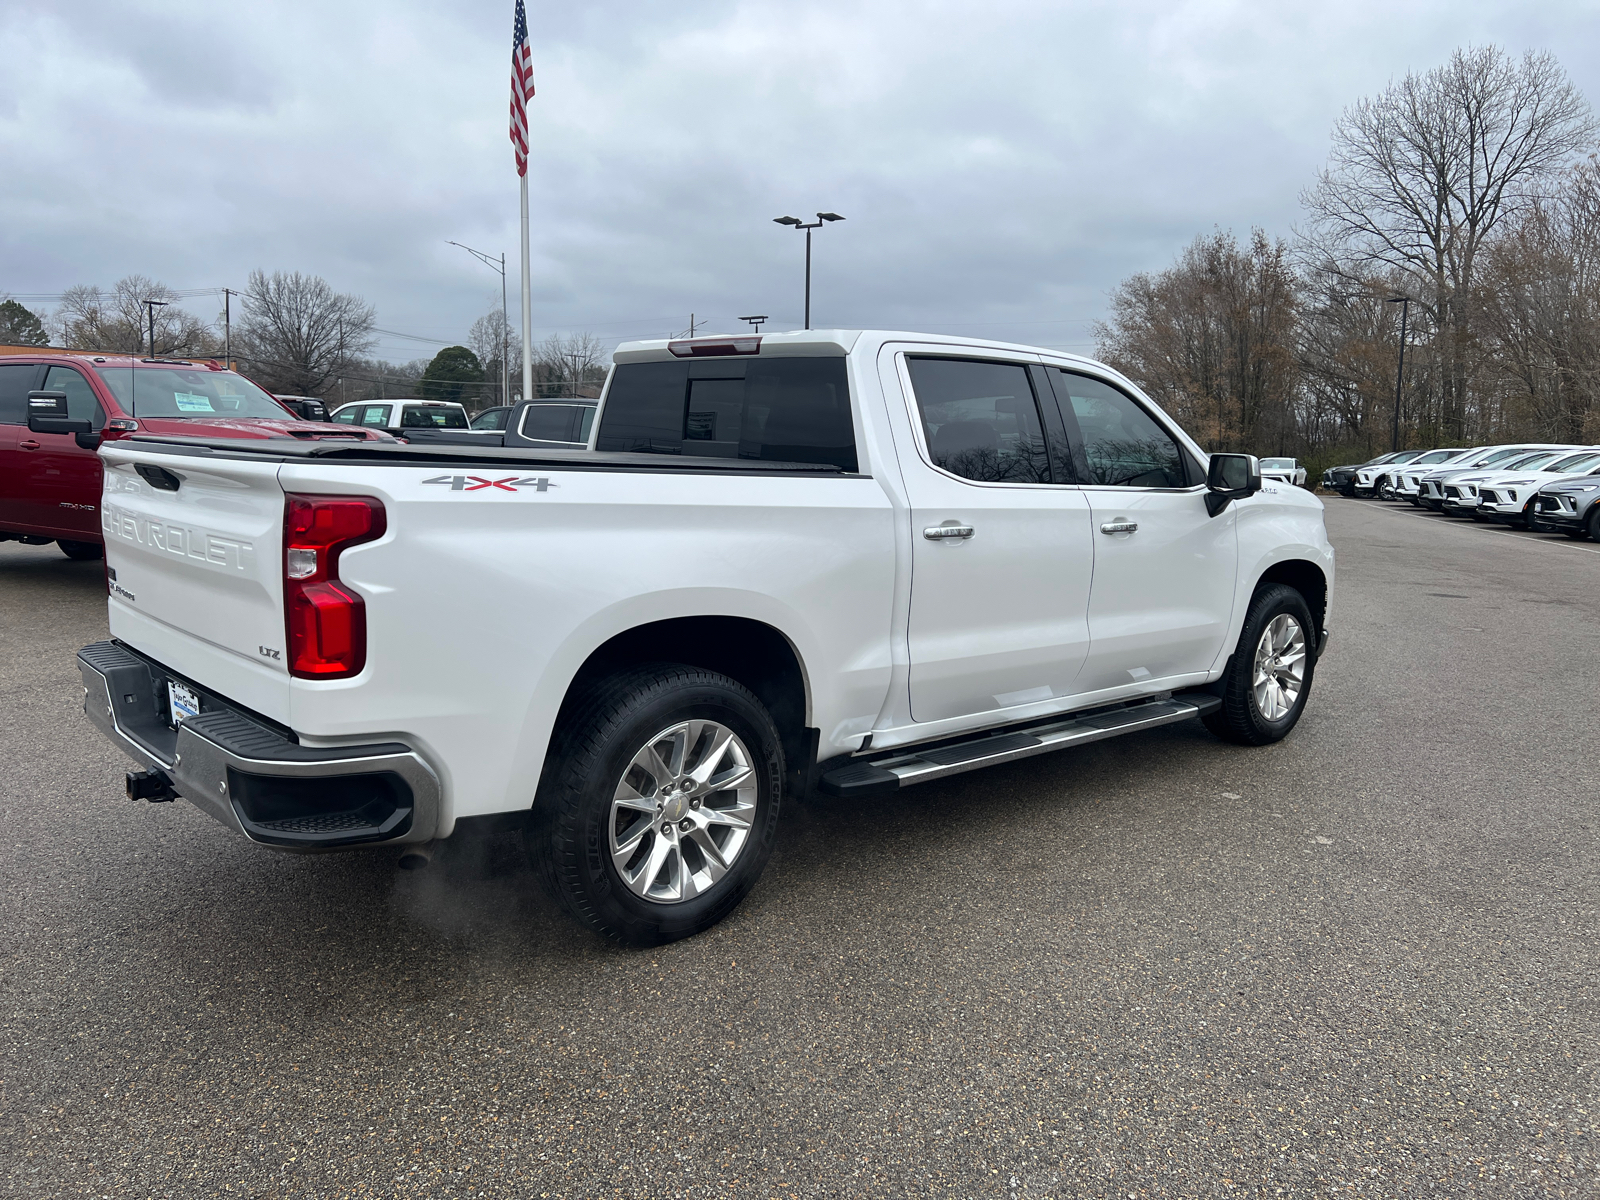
[3,0,1599,362]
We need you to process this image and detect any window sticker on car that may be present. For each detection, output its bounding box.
[173,392,215,413]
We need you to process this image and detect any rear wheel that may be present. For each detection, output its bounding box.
[1203,584,1317,746]
[529,664,783,946]
[1586,507,1600,542]
[57,540,103,561]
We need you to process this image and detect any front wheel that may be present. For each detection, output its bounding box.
[529,664,784,946]
[1202,584,1317,746]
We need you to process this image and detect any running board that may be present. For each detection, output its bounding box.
[818,691,1221,799]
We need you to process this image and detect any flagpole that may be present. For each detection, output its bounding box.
[520,174,533,403]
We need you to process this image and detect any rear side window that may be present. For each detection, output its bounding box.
[0,362,43,425]
[360,405,391,426]
[596,357,856,471]
[905,357,1051,484]
[43,366,105,429]
[520,403,582,442]
[1049,370,1188,488]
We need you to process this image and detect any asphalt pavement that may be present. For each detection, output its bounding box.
[2,498,1597,1199]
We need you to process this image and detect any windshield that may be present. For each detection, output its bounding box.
[1414,450,1461,465]
[401,405,469,429]
[1389,451,1422,463]
[1503,451,1560,471]
[99,366,291,419]
[1260,458,1295,469]
[1547,452,1600,474]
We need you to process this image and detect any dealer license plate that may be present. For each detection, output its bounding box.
[168,680,200,727]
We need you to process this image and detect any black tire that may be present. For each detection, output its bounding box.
[1202,583,1317,747]
[57,539,103,561]
[529,664,784,947]
[1586,506,1600,542]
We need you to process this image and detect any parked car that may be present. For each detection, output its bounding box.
[1530,472,1600,539]
[1352,450,1424,496]
[402,399,599,450]
[1437,449,1578,517]
[0,353,388,559]
[1259,457,1307,487]
[1416,445,1577,511]
[1474,448,1600,527]
[1322,451,1407,495]
[76,329,1334,945]
[328,399,472,435]
[1390,448,1475,504]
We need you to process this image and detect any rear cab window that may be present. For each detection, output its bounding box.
[520,404,584,442]
[400,405,468,429]
[596,357,856,471]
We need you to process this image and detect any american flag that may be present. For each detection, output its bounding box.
[509,0,535,177]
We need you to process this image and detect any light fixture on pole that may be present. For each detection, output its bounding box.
[772,212,844,330]
[1386,295,1411,453]
[448,240,511,408]
[738,315,768,333]
[143,299,169,358]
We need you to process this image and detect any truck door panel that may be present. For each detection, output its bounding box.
[0,362,45,533]
[16,366,106,539]
[891,352,1095,724]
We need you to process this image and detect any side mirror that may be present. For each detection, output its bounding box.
[293,398,328,422]
[27,391,93,436]
[1205,453,1261,517]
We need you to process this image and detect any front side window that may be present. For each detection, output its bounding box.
[1050,370,1187,488]
[905,357,1050,484]
[331,407,358,424]
[471,407,509,430]
[97,366,290,419]
[43,366,105,428]
[595,357,855,471]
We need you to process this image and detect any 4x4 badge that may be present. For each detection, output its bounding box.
[422,475,556,492]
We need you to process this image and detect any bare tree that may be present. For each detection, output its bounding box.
[234,270,376,397]
[1301,45,1597,439]
[535,332,607,399]
[468,309,521,405]
[54,275,213,355]
[1094,229,1299,452]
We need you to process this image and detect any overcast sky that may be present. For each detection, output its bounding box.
[4,0,1599,364]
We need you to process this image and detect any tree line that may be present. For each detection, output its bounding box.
[1095,45,1600,473]
[0,271,606,412]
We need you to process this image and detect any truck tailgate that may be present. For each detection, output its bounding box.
[100,445,291,719]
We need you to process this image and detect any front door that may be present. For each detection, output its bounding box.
[1041,367,1238,695]
[15,365,105,539]
[889,350,1096,725]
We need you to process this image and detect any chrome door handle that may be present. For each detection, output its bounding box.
[923,524,974,540]
[1099,521,1138,534]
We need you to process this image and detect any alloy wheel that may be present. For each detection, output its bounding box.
[608,720,759,904]
[1252,614,1306,722]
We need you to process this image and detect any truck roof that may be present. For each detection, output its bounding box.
[612,329,1103,366]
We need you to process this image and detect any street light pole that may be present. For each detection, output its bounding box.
[773,212,844,330]
[448,240,511,407]
[1386,295,1411,452]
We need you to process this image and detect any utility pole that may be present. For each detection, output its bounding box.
[1387,295,1411,452]
[689,313,696,337]
[447,240,511,406]
[143,299,168,357]
[773,212,844,329]
[222,288,233,367]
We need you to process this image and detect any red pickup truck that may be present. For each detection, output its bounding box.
[0,353,387,560]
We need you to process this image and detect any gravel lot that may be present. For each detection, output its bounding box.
[2,498,1597,1199]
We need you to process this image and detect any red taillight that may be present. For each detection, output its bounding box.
[283,494,386,679]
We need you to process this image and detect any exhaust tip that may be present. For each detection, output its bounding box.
[398,844,434,871]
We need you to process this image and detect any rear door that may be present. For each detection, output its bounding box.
[1042,367,1237,694]
[0,362,45,532]
[887,349,1096,724]
[14,364,106,539]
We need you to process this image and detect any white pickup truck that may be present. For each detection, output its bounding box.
[78,330,1334,945]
